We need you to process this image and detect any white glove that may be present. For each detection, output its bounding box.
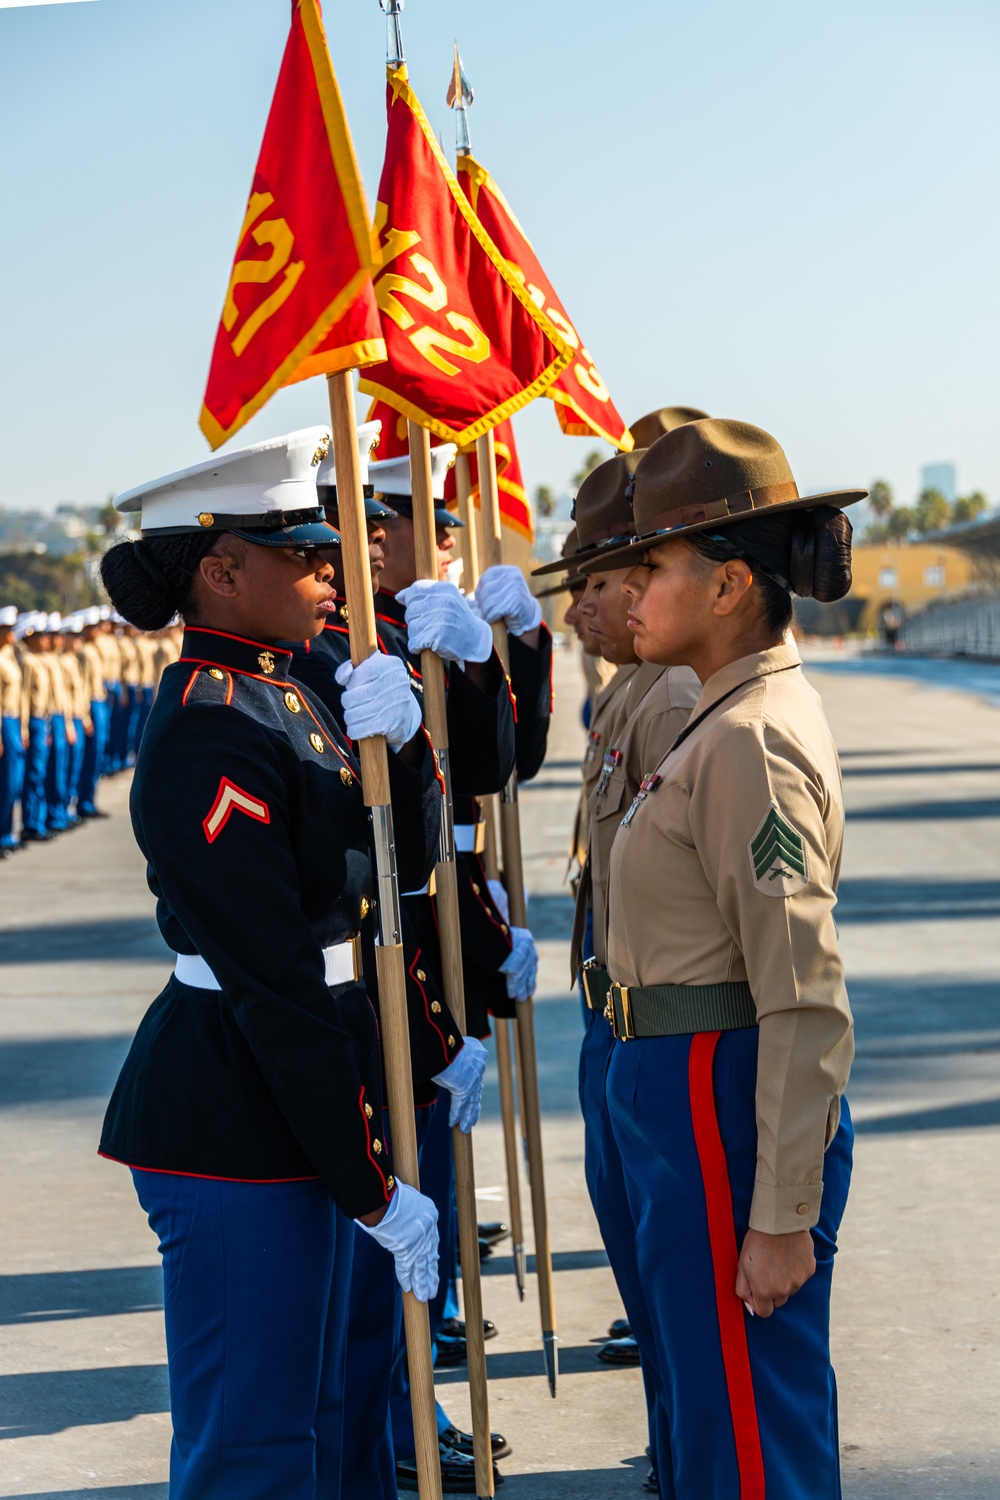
[397,580,493,664]
[356,1181,440,1302]
[432,1036,488,1132]
[475,565,543,636]
[500,925,538,1002]
[335,654,422,751]
[487,878,510,924]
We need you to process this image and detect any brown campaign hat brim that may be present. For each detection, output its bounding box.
[534,572,585,598]
[579,487,869,573]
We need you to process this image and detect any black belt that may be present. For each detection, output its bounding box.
[580,961,611,1011]
[605,979,757,1039]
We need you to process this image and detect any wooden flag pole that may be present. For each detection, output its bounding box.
[327,374,443,1500]
[476,427,558,1398]
[455,452,527,1303]
[408,422,494,1499]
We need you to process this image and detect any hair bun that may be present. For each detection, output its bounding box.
[805,506,853,603]
[100,540,177,631]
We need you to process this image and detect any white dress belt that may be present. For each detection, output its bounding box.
[173,937,360,992]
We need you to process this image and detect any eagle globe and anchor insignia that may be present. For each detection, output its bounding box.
[748,802,809,896]
[258,651,276,676]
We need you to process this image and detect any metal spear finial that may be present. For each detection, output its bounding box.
[379,0,405,68]
[446,40,474,155]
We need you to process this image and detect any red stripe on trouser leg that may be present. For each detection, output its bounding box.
[688,1031,767,1499]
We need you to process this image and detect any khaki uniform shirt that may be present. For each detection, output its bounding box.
[569,663,637,876]
[42,652,71,720]
[80,641,108,704]
[136,634,158,689]
[97,631,122,685]
[153,633,181,688]
[0,643,21,719]
[61,650,91,726]
[20,652,50,730]
[118,633,141,687]
[606,642,854,1236]
[586,662,700,967]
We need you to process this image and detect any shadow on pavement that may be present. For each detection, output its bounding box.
[0,1364,168,1437]
[496,1457,649,1495]
[482,1248,610,1278]
[848,796,1000,821]
[0,917,168,964]
[0,1266,161,1325]
[841,760,1000,778]
[854,1096,1000,1134]
[0,1034,135,1106]
[436,1343,625,1385]
[836,877,1000,921]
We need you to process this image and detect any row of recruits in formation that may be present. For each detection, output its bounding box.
[0,604,181,852]
[95,398,863,1499]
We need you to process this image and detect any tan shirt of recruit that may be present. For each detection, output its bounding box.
[605,641,854,1236]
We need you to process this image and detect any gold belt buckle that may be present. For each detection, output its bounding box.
[606,981,635,1040]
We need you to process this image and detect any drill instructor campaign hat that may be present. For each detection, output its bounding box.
[581,419,867,572]
[534,526,586,598]
[115,428,341,549]
[532,451,647,576]
[628,405,710,448]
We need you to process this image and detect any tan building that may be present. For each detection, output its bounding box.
[794,541,977,637]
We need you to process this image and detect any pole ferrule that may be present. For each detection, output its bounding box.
[379,0,405,67]
[370,805,402,946]
[436,747,457,863]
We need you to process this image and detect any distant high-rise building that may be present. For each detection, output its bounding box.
[921,462,956,503]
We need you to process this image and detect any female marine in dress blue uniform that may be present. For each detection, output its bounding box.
[98,429,443,1500]
[583,419,865,1499]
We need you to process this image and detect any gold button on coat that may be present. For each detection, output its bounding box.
[360,897,370,919]
[373,1138,383,1154]
[309,733,325,753]
[386,1175,395,1191]
[431,1001,442,1014]
[208,668,225,680]
[284,691,301,713]
[340,767,353,786]
[365,1102,373,1119]
[416,968,426,982]
[472,882,481,895]
[447,1035,456,1047]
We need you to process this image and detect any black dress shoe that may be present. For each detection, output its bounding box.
[478,1237,493,1261]
[439,1424,512,1461]
[20,828,51,844]
[434,1333,466,1367]
[440,1316,498,1342]
[608,1316,631,1339]
[597,1334,641,1366]
[395,1441,504,1492]
[477,1220,509,1246]
[77,807,110,819]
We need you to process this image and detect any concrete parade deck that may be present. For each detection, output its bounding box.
[1,644,998,1498]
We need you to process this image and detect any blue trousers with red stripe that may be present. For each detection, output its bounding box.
[579,1002,665,1458]
[133,1170,354,1500]
[606,1027,852,1500]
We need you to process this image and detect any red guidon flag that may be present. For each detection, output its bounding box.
[457,153,632,452]
[358,66,572,446]
[200,0,385,449]
[366,398,532,540]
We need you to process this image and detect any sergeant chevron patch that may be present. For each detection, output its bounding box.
[748,802,808,896]
[203,778,271,844]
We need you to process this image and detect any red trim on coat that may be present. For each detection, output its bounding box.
[183,625,294,660]
[408,946,453,1066]
[180,667,201,707]
[688,1032,767,1499]
[357,1086,392,1201]
[99,1151,319,1184]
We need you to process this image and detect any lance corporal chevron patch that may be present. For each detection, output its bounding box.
[748,802,809,896]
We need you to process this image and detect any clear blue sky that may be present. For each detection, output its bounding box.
[1,0,997,513]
